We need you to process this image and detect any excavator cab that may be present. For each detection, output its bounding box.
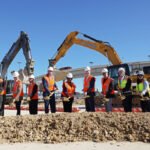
[108,63,130,89]
[143,66,150,83]
[143,66,150,74]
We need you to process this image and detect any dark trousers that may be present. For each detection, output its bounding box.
[122,95,132,112]
[63,97,74,112]
[85,92,95,112]
[29,100,38,114]
[44,94,56,113]
[15,96,23,115]
[0,95,5,116]
[140,100,150,112]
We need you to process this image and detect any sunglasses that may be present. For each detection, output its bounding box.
[137,74,143,77]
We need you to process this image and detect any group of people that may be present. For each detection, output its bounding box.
[10,66,76,115]
[0,65,150,116]
[97,67,150,112]
[99,67,150,112]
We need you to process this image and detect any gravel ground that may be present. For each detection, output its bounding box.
[0,112,150,143]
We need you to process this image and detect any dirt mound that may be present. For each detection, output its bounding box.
[0,113,150,143]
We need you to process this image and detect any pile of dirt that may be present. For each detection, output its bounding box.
[0,113,150,143]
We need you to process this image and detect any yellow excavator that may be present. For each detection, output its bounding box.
[49,31,150,85]
[49,31,122,66]
[49,31,125,84]
[48,31,150,107]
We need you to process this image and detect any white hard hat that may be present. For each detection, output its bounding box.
[29,74,35,79]
[84,66,91,71]
[13,71,19,77]
[118,67,125,72]
[137,70,144,75]
[48,67,54,71]
[67,73,73,78]
[102,68,108,73]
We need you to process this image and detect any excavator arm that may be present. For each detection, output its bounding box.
[49,31,122,66]
[0,31,34,79]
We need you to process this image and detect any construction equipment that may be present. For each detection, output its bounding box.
[49,31,122,66]
[48,31,150,107]
[49,31,150,84]
[0,31,34,80]
[0,31,34,103]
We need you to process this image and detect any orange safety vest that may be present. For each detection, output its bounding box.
[43,75,55,92]
[83,75,95,92]
[28,83,38,100]
[62,82,76,97]
[12,79,24,98]
[101,77,114,95]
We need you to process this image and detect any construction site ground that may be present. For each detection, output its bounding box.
[1,99,150,150]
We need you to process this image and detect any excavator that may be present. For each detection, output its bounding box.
[48,31,150,107]
[0,31,34,103]
[49,31,122,66]
[48,31,126,84]
[49,31,150,84]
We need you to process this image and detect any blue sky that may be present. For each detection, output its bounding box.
[0,0,150,92]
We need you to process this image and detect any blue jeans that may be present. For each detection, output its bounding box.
[44,94,56,113]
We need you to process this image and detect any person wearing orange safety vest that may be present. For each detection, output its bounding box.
[83,66,96,112]
[118,67,132,112]
[12,71,24,115]
[136,71,150,112]
[0,76,6,116]
[42,67,58,113]
[61,73,76,112]
[101,68,115,112]
[27,74,38,114]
